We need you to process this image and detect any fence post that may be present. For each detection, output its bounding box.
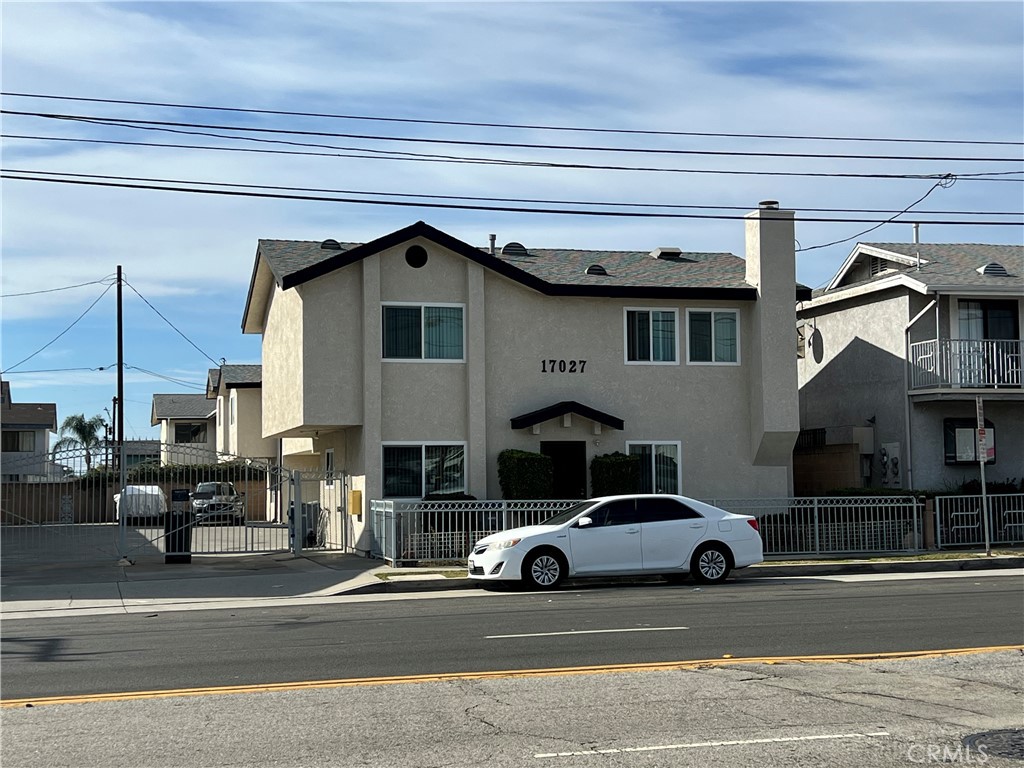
[912,498,921,553]
[291,470,303,557]
[935,498,943,550]
[502,501,510,531]
[813,498,820,556]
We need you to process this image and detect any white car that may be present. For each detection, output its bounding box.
[114,485,168,525]
[468,494,762,588]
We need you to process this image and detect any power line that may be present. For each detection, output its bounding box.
[1,284,113,374]
[0,365,113,374]
[3,172,1022,225]
[5,134,1021,183]
[5,168,1020,217]
[125,364,207,391]
[797,176,957,253]
[3,91,1020,147]
[121,280,221,367]
[8,110,1022,163]
[0,276,114,298]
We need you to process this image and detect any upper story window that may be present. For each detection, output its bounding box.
[174,422,207,444]
[625,308,678,364]
[383,304,464,361]
[2,431,36,453]
[687,309,739,364]
[229,394,236,426]
[325,448,335,488]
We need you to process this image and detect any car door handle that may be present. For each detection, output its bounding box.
[689,523,704,528]
[625,529,639,534]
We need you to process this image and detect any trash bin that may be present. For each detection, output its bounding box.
[166,489,192,564]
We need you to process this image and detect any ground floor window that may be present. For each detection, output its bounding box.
[383,443,466,498]
[626,441,681,494]
[1,430,35,453]
[943,418,995,465]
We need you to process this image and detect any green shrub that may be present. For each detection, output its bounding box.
[590,452,641,496]
[497,449,553,499]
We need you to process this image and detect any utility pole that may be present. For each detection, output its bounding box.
[117,265,127,557]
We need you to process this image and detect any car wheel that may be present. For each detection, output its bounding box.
[522,549,566,590]
[691,543,731,584]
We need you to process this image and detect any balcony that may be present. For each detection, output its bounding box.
[910,338,1022,391]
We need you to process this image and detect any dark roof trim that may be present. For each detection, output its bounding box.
[279,221,762,300]
[510,400,625,431]
[224,382,261,390]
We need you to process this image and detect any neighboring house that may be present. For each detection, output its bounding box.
[150,394,217,464]
[241,203,810,521]
[123,439,161,468]
[795,241,1023,494]
[0,379,58,480]
[206,364,276,461]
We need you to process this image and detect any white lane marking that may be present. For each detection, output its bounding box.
[487,626,688,639]
[534,730,891,758]
[786,568,1023,583]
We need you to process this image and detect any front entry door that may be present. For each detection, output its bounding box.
[540,441,587,499]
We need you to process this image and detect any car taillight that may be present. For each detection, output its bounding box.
[747,518,760,534]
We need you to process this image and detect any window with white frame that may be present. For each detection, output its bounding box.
[382,443,466,498]
[626,441,681,494]
[382,304,464,361]
[229,393,236,426]
[325,448,335,487]
[625,308,678,363]
[687,309,739,364]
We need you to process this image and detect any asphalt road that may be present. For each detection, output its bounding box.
[2,573,1022,701]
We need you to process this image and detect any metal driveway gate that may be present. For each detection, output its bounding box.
[935,493,1024,548]
[1,444,349,567]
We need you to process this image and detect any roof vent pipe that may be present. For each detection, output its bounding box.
[758,200,779,210]
[913,223,920,270]
[489,234,496,256]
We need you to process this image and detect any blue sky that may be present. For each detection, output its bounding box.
[2,1,1022,441]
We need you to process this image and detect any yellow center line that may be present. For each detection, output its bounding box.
[3,645,1021,708]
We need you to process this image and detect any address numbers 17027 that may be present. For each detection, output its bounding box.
[541,359,587,373]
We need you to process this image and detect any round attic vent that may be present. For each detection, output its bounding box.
[585,264,608,276]
[501,241,529,257]
[405,245,428,269]
[320,239,342,250]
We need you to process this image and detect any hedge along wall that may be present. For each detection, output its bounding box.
[590,452,641,497]
[497,449,554,500]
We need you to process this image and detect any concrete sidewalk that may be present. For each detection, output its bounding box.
[2,550,1021,621]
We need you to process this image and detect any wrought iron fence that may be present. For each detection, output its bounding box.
[1,444,351,566]
[934,493,1024,548]
[368,496,927,564]
[707,497,923,556]
[368,499,581,564]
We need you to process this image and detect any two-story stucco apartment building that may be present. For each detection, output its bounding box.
[241,203,810,514]
[795,241,1023,494]
[1,379,57,481]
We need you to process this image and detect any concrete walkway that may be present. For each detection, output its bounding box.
[2,550,1021,621]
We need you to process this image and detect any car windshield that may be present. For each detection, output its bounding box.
[196,483,226,494]
[539,501,600,526]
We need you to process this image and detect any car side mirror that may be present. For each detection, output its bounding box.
[577,516,593,528]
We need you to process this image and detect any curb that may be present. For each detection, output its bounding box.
[338,556,1024,595]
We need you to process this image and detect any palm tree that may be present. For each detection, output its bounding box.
[53,413,106,471]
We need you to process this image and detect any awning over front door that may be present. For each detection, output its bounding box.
[510,400,624,431]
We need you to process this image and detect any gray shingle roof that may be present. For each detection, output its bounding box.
[221,364,262,387]
[1,402,57,430]
[151,394,215,425]
[854,243,1023,291]
[258,238,754,291]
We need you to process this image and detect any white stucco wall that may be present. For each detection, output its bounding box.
[262,285,304,437]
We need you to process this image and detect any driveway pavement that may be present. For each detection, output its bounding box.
[2,549,1021,621]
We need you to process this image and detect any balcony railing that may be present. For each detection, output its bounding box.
[910,338,1023,390]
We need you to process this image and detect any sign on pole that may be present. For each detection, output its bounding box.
[976,396,991,556]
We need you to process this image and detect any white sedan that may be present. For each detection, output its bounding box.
[468,494,762,589]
